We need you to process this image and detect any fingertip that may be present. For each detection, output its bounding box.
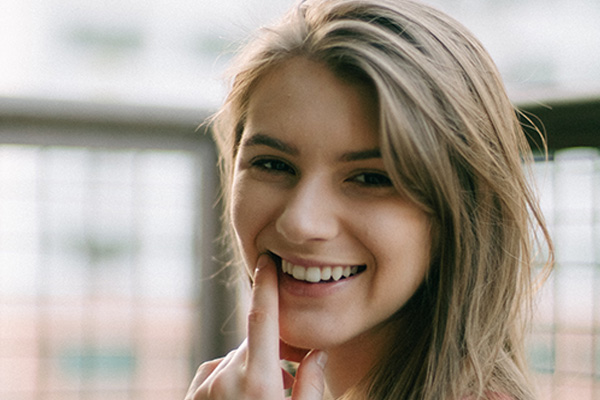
[313,350,328,370]
[292,350,328,399]
[253,253,274,279]
[257,252,272,265]
[258,252,274,269]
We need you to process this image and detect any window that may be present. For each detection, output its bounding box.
[0,98,236,400]
[524,98,600,399]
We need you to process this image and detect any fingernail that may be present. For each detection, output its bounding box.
[315,351,328,369]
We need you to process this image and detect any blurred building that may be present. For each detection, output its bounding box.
[0,100,221,399]
[1,0,599,106]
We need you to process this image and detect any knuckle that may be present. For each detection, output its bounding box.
[247,308,269,325]
[207,373,231,395]
[243,366,283,398]
[186,346,281,400]
[185,358,226,399]
[187,388,206,400]
[195,359,219,375]
[241,376,272,399]
[185,382,207,400]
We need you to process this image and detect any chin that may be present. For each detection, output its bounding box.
[279,319,342,350]
[281,333,329,351]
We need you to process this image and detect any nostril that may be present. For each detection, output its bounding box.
[274,181,340,243]
[275,206,338,244]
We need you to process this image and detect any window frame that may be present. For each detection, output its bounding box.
[0,96,239,370]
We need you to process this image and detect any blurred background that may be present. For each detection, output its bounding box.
[0,0,599,399]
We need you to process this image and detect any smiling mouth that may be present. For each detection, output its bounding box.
[268,252,366,283]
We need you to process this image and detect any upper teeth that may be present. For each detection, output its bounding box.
[281,260,360,283]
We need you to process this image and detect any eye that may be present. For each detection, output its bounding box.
[351,172,392,187]
[251,158,296,175]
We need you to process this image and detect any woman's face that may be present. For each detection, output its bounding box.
[231,57,432,351]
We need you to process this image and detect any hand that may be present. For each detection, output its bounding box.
[185,254,328,399]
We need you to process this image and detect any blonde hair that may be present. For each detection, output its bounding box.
[210,0,553,398]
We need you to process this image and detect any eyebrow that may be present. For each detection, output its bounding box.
[242,132,381,162]
[242,133,299,156]
[339,147,381,162]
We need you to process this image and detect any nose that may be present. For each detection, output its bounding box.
[275,178,339,244]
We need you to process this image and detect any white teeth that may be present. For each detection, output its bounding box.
[292,265,306,280]
[281,259,362,283]
[343,266,351,278]
[305,267,321,283]
[321,266,332,281]
[331,266,343,281]
[284,261,292,274]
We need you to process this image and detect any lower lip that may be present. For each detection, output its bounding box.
[277,268,360,298]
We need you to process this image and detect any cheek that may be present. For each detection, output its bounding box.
[231,179,254,246]
[363,207,432,290]
[230,179,245,236]
[230,176,274,267]
[230,178,251,265]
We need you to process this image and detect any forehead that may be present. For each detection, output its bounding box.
[244,57,379,150]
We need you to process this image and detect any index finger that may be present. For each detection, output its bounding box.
[246,253,280,371]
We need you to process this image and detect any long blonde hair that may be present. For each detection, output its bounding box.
[210,0,553,398]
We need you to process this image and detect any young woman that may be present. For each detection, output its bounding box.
[185,0,553,399]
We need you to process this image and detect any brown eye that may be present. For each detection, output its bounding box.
[352,172,392,187]
[251,158,296,175]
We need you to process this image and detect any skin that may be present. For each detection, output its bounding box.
[186,57,432,399]
[185,255,327,399]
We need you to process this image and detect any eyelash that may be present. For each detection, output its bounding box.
[250,158,296,175]
[351,172,393,187]
[250,157,392,188]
